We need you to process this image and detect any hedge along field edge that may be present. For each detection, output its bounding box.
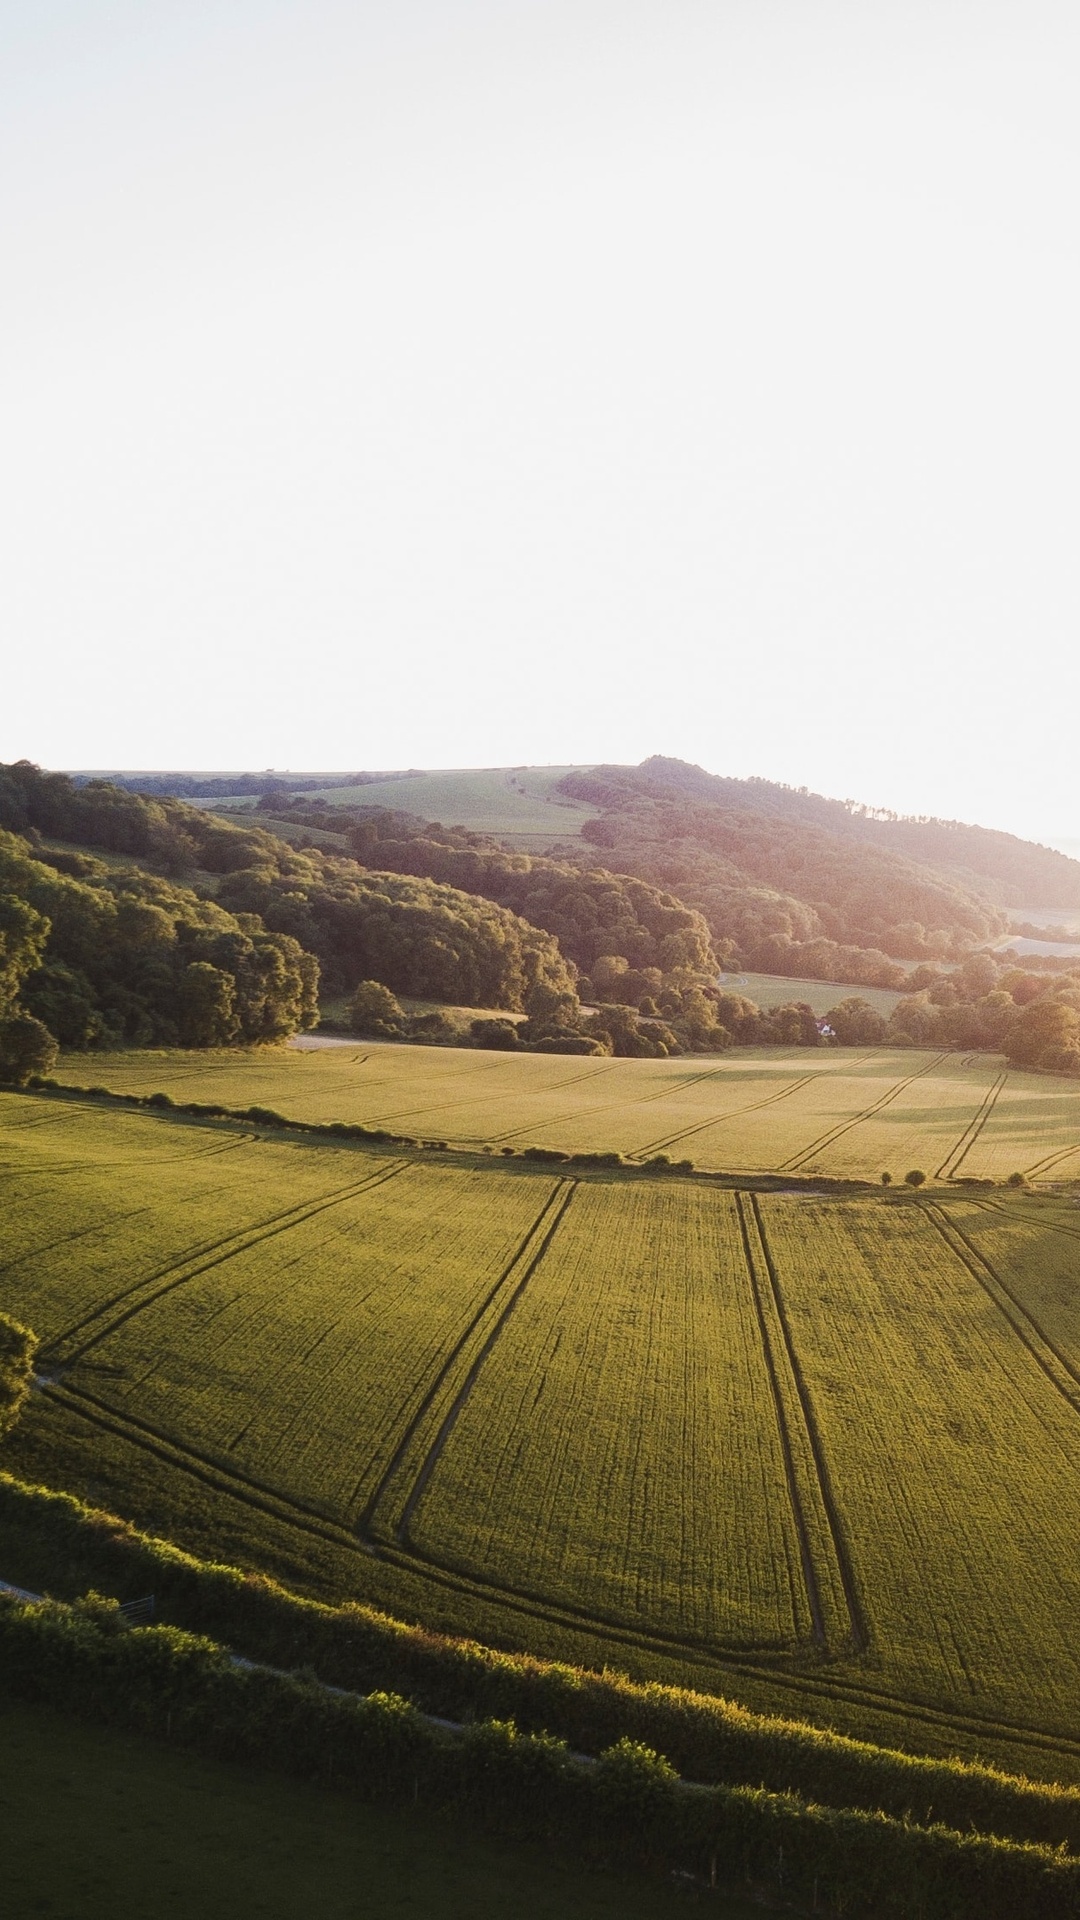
[18,1076,939,1194]
[2,1473,1079,1855]
[1,1593,1078,1920]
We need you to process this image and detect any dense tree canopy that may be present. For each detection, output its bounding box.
[0,828,319,1048]
[560,762,1012,968]
[336,817,717,980]
[0,763,578,1027]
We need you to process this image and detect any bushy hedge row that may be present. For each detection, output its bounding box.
[1,1474,1077,1857]
[1,1592,1077,1919]
[29,1081,700,1173]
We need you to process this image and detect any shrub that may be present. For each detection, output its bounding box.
[0,1011,58,1087]
[348,980,404,1038]
[470,1018,521,1050]
[0,1317,37,1440]
[904,1169,927,1187]
[1007,1171,1026,1187]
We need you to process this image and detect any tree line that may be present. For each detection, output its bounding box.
[0,828,319,1079]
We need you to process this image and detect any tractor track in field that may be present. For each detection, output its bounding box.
[42,1160,411,1367]
[40,1375,790,1665]
[626,1071,825,1163]
[935,1071,1009,1180]
[1022,1138,1080,1181]
[331,1059,624,1137]
[0,1133,256,1178]
[741,1196,869,1655]
[38,1381,1080,1767]
[395,1184,578,1545]
[922,1203,1080,1413]
[0,1206,152,1275]
[485,1060,736,1146]
[356,1180,576,1539]
[778,1053,952,1173]
[966,1194,1080,1242]
[735,1194,827,1650]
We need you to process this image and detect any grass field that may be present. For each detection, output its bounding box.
[207,765,599,841]
[717,973,905,1016]
[0,1703,738,1920]
[4,1079,1080,1783]
[65,1040,1080,1183]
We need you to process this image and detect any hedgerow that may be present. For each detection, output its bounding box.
[1,1592,1078,1918]
[1,1473,1078,1857]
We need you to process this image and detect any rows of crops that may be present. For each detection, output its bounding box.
[399,1182,843,1650]
[3,1086,1080,1760]
[758,1196,1080,1735]
[68,1041,1080,1181]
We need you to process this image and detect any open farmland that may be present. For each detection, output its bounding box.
[68,1040,1080,1184]
[208,765,600,841]
[717,972,905,1017]
[4,1085,1080,1781]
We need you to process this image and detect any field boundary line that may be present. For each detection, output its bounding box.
[779,1052,951,1173]
[46,1160,411,1366]
[747,1196,869,1654]
[735,1195,827,1650]
[935,1072,1009,1180]
[922,1204,1080,1412]
[626,1071,825,1163]
[356,1180,575,1538]
[395,1183,578,1545]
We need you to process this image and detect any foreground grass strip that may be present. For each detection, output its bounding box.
[2,1593,1079,1920]
[1,1703,726,1920]
[3,1474,1080,1855]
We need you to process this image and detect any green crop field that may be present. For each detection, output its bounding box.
[68,1040,1080,1184]
[208,765,600,841]
[4,1077,1080,1784]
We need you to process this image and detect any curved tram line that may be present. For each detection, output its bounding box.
[935,1071,1009,1180]
[778,1053,952,1174]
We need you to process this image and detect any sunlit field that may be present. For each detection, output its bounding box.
[64,1041,1080,1183]
[4,1081,1080,1779]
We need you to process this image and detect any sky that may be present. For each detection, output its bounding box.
[2,1,1079,849]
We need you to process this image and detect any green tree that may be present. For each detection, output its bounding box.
[0,1313,37,1439]
[0,890,50,1016]
[0,1010,59,1085]
[826,997,889,1046]
[1005,998,1080,1072]
[178,963,238,1047]
[349,980,404,1038]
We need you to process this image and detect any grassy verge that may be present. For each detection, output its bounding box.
[1,1700,738,1920]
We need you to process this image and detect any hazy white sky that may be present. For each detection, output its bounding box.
[2,2,1078,844]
